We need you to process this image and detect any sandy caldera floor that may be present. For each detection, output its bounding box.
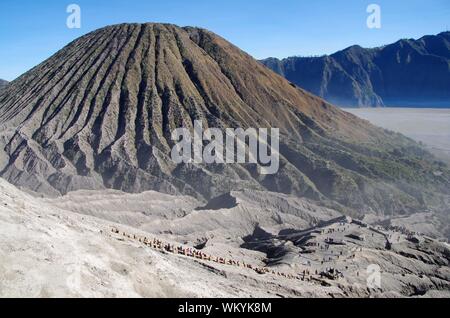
[344,108,450,163]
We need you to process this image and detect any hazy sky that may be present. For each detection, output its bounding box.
[1,0,449,81]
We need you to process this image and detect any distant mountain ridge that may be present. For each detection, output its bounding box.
[261,32,450,107]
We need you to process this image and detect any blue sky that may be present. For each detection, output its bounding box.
[1,0,449,81]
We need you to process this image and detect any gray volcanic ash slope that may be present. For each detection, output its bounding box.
[261,32,450,107]
[0,23,449,219]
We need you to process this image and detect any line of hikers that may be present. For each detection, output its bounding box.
[109,227,301,281]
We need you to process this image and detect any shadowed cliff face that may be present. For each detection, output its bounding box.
[0,23,448,217]
[261,32,450,107]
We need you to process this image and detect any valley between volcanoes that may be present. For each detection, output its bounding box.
[0,23,449,297]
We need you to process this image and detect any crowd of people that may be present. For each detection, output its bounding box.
[108,227,306,281]
[104,222,389,283]
[388,225,422,239]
